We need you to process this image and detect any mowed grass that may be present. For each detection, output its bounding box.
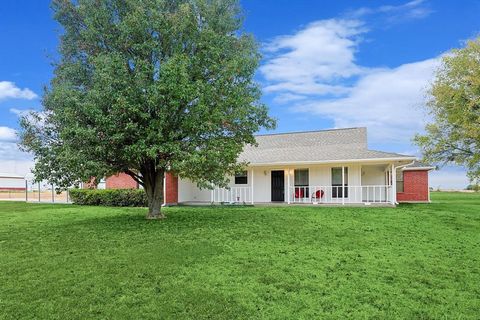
[0,193,479,319]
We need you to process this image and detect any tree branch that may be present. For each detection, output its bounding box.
[125,169,145,187]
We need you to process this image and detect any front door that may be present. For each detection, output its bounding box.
[271,170,285,202]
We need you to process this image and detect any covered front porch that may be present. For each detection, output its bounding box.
[179,162,402,205]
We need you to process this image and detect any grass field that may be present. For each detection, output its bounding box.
[0,192,479,319]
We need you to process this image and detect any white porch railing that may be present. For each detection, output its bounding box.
[211,187,252,204]
[210,185,392,204]
[289,185,392,204]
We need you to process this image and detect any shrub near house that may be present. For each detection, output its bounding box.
[69,189,147,207]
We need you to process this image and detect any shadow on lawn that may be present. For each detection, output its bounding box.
[48,205,261,231]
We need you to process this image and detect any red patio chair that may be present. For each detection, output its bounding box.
[312,190,324,200]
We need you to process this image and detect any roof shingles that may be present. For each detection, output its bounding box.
[240,127,414,165]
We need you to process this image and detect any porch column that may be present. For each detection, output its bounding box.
[250,168,254,204]
[391,163,396,205]
[341,166,345,205]
[287,168,290,204]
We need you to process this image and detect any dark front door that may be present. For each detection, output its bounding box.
[271,170,285,202]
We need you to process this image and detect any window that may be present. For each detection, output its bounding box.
[294,169,309,198]
[331,167,348,198]
[294,169,309,186]
[234,171,248,184]
[396,170,404,192]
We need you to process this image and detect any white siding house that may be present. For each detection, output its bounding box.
[104,127,433,205]
[177,128,419,205]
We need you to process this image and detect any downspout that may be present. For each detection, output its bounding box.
[162,174,166,207]
[393,160,415,205]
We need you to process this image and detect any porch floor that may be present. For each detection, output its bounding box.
[177,201,395,207]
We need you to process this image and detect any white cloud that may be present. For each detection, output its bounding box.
[9,108,28,116]
[272,93,308,104]
[348,0,433,22]
[0,127,33,177]
[259,2,468,188]
[295,58,440,146]
[0,81,38,101]
[260,19,369,96]
[9,108,47,128]
[265,82,351,96]
[0,126,18,142]
[260,5,439,148]
[9,107,37,118]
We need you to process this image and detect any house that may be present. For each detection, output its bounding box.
[106,127,434,205]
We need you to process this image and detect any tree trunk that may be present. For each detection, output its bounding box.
[143,168,165,219]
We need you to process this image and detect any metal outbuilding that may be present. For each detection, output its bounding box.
[0,173,26,191]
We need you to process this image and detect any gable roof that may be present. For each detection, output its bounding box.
[240,127,415,165]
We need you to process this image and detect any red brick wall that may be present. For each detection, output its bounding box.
[106,173,139,189]
[165,172,178,205]
[397,170,429,202]
[105,171,178,205]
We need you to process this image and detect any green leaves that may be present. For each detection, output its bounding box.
[20,0,275,194]
[415,38,480,183]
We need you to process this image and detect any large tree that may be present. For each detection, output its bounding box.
[19,0,275,219]
[414,38,480,184]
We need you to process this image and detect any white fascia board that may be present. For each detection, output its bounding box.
[246,157,417,167]
[402,167,435,171]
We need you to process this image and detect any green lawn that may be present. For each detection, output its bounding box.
[1,193,479,319]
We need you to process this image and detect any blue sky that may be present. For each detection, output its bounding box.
[1,0,479,188]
